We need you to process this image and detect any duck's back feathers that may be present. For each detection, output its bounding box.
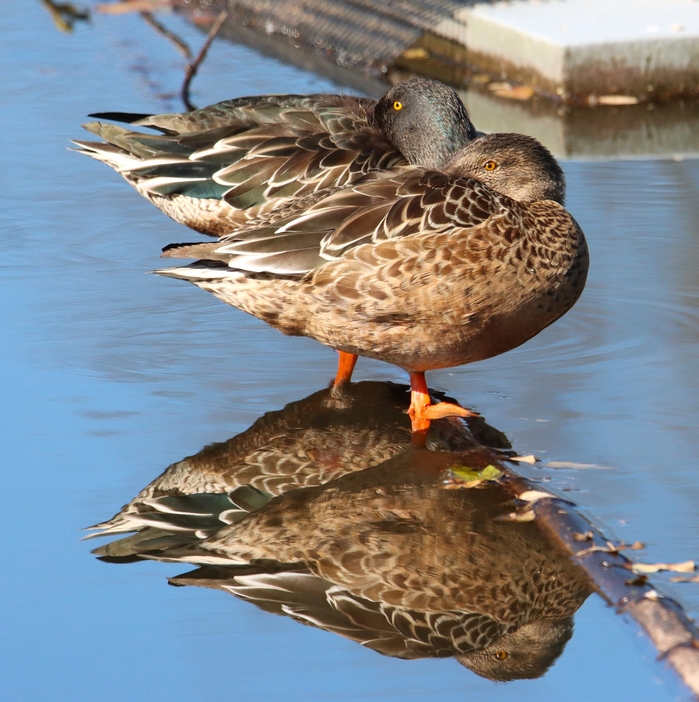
[90,93,376,135]
[75,94,408,236]
[75,81,479,237]
[156,146,586,373]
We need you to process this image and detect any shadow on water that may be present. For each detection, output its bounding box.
[87,381,592,683]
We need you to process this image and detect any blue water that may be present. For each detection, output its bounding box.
[1,2,697,700]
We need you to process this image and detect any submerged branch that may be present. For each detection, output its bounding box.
[431,418,699,696]
[181,10,228,111]
[141,11,192,60]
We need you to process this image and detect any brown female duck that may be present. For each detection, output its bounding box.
[73,79,476,237]
[158,133,588,432]
[105,445,590,680]
[87,404,590,679]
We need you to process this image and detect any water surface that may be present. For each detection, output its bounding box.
[1,2,698,700]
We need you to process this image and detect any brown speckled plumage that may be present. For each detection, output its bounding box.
[85,382,413,541]
[176,449,590,621]
[104,443,590,679]
[87,386,590,680]
[159,134,588,376]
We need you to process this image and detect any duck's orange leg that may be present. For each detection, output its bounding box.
[408,371,477,434]
[332,351,358,388]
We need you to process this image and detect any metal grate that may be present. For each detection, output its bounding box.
[181,0,480,74]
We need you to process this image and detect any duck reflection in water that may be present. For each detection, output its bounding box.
[88,382,591,682]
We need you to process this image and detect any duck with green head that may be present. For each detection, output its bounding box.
[73,78,477,237]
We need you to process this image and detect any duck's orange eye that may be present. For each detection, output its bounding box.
[484,161,498,171]
[494,650,508,661]
[393,101,403,111]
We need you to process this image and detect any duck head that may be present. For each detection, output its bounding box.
[447,133,566,205]
[456,619,574,681]
[374,79,477,170]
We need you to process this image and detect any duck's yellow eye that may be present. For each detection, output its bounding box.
[393,101,403,111]
[484,161,498,171]
[494,650,508,661]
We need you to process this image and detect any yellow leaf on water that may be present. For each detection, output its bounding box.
[445,464,503,488]
[401,48,429,60]
[597,95,639,106]
[448,466,480,482]
[479,465,504,481]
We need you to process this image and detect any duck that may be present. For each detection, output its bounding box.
[72,79,477,237]
[85,380,511,547]
[157,133,589,434]
[172,451,591,681]
[89,436,590,680]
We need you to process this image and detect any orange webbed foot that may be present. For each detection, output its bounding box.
[408,371,478,437]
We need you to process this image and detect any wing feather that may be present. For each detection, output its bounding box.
[163,171,510,277]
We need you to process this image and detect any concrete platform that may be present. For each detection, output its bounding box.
[435,0,699,100]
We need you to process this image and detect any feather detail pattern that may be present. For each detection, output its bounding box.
[73,80,477,236]
[157,134,588,373]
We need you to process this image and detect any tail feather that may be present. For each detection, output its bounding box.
[153,261,243,282]
[70,139,144,172]
[88,110,156,125]
[161,242,228,260]
[81,121,191,159]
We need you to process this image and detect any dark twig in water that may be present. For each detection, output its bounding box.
[181,10,228,111]
[141,11,192,60]
[41,0,90,33]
